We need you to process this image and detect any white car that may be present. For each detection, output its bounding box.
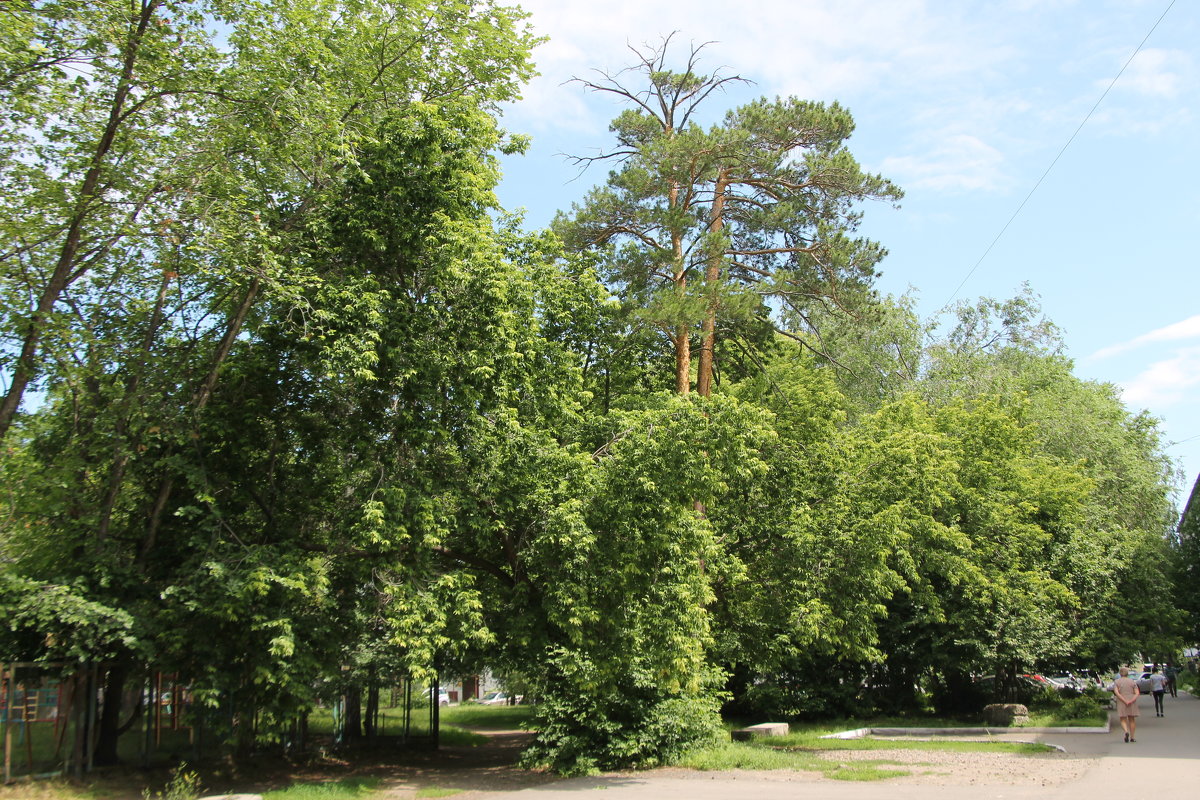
[1105,672,1153,693]
[479,691,511,705]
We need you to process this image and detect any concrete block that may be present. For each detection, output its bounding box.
[731,721,790,741]
[982,703,1029,726]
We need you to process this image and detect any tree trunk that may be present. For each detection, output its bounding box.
[343,687,363,742]
[365,684,379,741]
[136,277,262,569]
[674,325,691,394]
[696,169,729,397]
[669,180,691,395]
[97,271,174,546]
[93,663,130,766]
[0,0,162,441]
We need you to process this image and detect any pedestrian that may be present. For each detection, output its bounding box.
[1112,666,1140,742]
[1165,664,1178,698]
[1149,666,1168,716]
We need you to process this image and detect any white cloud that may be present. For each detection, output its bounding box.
[1090,315,1200,360]
[1120,346,1200,408]
[505,0,1008,132]
[880,134,1006,192]
[1113,48,1190,99]
[502,0,1196,206]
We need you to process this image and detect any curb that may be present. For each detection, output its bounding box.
[821,717,1111,740]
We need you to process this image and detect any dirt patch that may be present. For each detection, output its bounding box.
[0,731,1100,798]
[813,747,1095,786]
[0,731,558,800]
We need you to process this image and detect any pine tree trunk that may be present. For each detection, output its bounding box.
[675,325,691,394]
[696,169,729,397]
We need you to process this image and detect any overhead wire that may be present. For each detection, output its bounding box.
[944,0,1178,307]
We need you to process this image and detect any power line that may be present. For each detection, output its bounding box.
[945,0,1178,307]
[1168,433,1200,448]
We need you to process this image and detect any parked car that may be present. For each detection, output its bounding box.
[1103,671,1153,694]
[975,674,1046,702]
[478,691,524,705]
[479,691,510,705]
[428,689,450,707]
[1046,673,1084,691]
[1023,673,1061,690]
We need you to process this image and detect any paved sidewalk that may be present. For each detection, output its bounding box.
[1045,688,1198,800]
[469,691,1197,800]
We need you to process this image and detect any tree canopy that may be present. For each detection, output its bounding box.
[0,11,1186,777]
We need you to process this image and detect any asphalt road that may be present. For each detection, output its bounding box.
[474,690,1198,800]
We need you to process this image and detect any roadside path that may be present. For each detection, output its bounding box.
[457,690,1197,800]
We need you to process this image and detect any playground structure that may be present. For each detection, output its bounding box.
[1,662,446,783]
[1,662,193,783]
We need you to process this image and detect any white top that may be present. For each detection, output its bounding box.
[1149,673,1168,692]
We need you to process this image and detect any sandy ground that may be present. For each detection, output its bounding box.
[811,745,1094,785]
[438,690,1198,800]
[11,691,1197,800]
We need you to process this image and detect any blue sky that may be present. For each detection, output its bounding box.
[494,0,1200,507]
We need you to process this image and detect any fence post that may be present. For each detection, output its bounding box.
[86,664,98,773]
[3,662,12,784]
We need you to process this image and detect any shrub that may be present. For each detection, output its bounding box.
[1060,695,1103,721]
[1027,686,1064,711]
[520,650,724,775]
[143,764,202,800]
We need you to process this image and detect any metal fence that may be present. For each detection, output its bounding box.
[2,663,444,783]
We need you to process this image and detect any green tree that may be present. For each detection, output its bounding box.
[555,36,901,396]
[1175,475,1200,647]
[918,292,1182,669]
[0,0,538,438]
[519,395,773,774]
[0,0,540,763]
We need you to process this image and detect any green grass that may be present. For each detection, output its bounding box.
[0,780,113,800]
[262,777,381,799]
[439,704,534,730]
[726,707,1105,737]
[824,760,913,781]
[679,741,818,771]
[678,726,1054,783]
[413,788,464,798]
[677,741,913,781]
[778,735,1050,754]
[1023,710,1107,727]
[303,707,490,746]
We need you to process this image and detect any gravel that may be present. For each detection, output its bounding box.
[817,746,1096,786]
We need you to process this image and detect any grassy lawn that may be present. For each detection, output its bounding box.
[678,741,922,781]
[731,705,1107,734]
[680,729,1053,782]
[259,777,381,800]
[303,705,526,746]
[439,704,534,730]
[1023,709,1107,727]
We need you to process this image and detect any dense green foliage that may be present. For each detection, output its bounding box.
[0,6,1185,778]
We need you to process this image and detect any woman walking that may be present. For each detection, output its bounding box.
[1113,666,1141,742]
[1149,666,1168,716]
